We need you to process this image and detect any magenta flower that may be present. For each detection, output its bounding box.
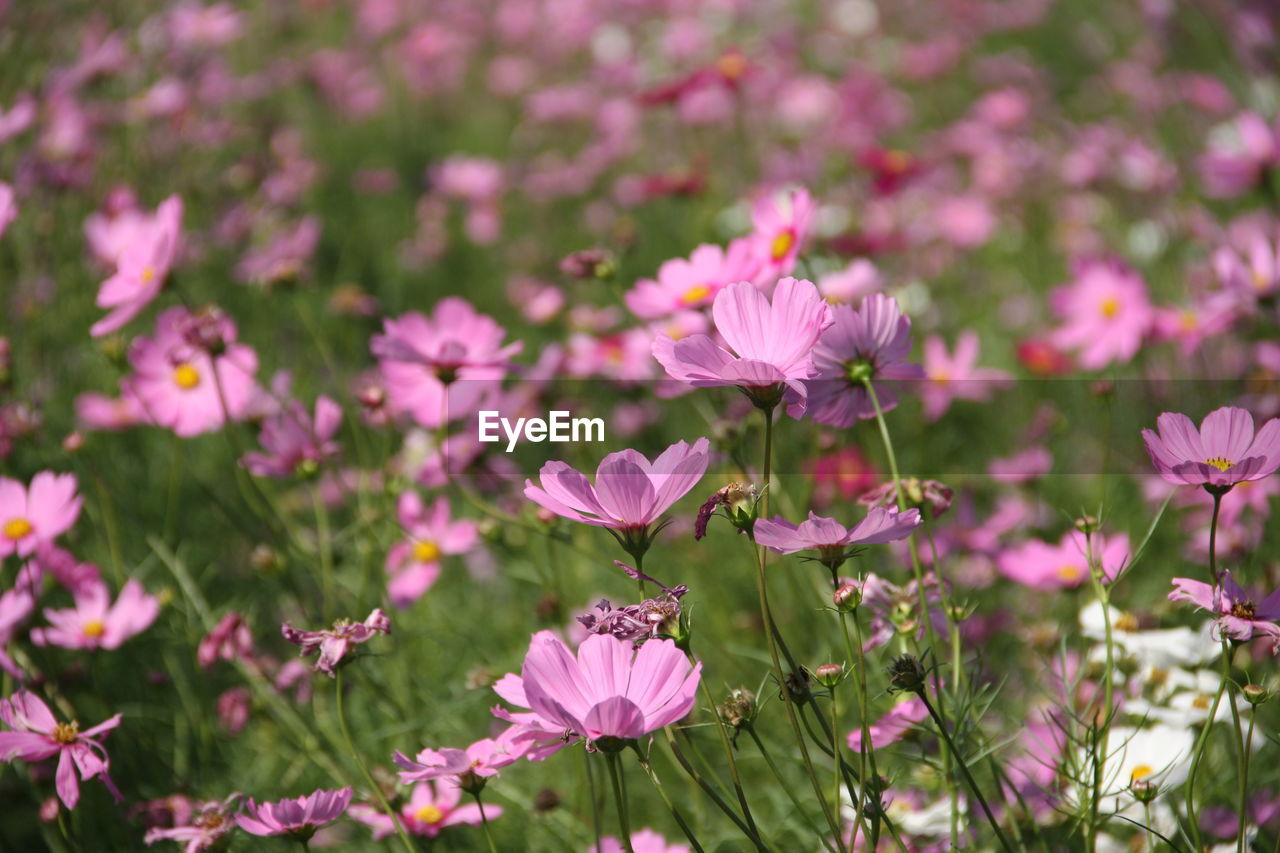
[197,612,254,669]
[652,278,832,411]
[90,195,182,337]
[997,531,1130,590]
[350,780,498,840]
[489,673,578,761]
[1049,259,1153,370]
[847,694,929,752]
[625,240,759,320]
[1197,112,1280,198]
[920,331,1011,421]
[385,492,478,607]
[371,299,522,428]
[747,187,815,280]
[592,829,692,853]
[123,307,261,438]
[524,438,709,553]
[1143,406,1280,492]
[754,507,922,566]
[0,690,122,809]
[800,293,925,427]
[519,630,701,746]
[0,471,81,558]
[1169,570,1280,652]
[30,579,159,651]
[0,586,34,678]
[144,795,239,852]
[236,787,352,839]
[241,395,341,478]
[281,608,390,676]
[393,732,522,788]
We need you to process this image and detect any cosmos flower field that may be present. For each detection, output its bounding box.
[3,0,1280,851]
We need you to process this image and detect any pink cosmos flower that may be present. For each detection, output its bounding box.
[817,259,880,304]
[1169,570,1280,652]
[90,195,182,337]
[371,299,522,428]
[241,396,342,478]
[197,612,254,669]
[1214,231,1280,306]
[1049,259,1153,370]
[518,631,701,745]
[652,278,832,412]
[754,507,922,565]
[385,492,478,607]
[848,572,947,651]
[144,795,239,852]
[997,531,1130,590]
[1197,112,1280,198]
[591,829,692,853]
[747,187,815,280]
[393,732,522,786]
[920,331,1011,421]
[0,471,81,558]
[0,690,122,809]
[123,307,261,438]
[0,181,15,239]
[801,293,924,426]
[625,240,759,320]
[1143,406,1280,491]
[489,674,578,761]
[30,579,160,651]
[350,780,497,840]
[281,608,390,676]
[74,391,145,431]
[236,787,352,839]
[847,694,929,751]
[0,586,34,678]
[524,438,710,553]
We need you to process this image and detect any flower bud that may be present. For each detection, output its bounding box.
[1129,778,1158,803]
[1074,515,1100,535]
[886,654,927,694]
[814,663,844,688]
[249,544,281,572]
[1244,683,1271,706]
[833,582,861,611]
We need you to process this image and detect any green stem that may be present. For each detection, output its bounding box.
[1240,708,1255,853]
[633,748,708,853]
[606,753,635,853]
[830,682,848,853]
[1084,530,1115,852]
[335,671,416,853]
[474,793,499,853]
[919,691,1015,853]
[752,406,844,845]
[312,486,336,621]
[745,726,837,853]
[694,671,765,850]
[664,727,766,845]
[584,747,603,853]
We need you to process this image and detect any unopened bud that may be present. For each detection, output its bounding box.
[886,654,927,694]
[1074,515,1100,535]
[249,544,281,572]
[1129,777,1158,803]
[814,663,844,688]
[1244,683,1271,706]
[833,583,861,611]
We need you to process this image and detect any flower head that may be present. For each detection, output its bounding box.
[350,780,497,840]
[0,690,122,809]
[371,299,522,428]
[30,579,159,651]
[281,608,390,676]
[144,795,240,852]
[1143,406,1280,492]
[90,195,182,337]
[241,395,342,478]
[0,471,81,558]
[385,491,478,607]
[524,438,709,553]
[753,507,921,569]
[801,293,924,426]
[1049,259,1152,370]
[392,731,522,792]
[235,787,351,839]
[920,331,1011,421]
[997,530,1130,590]
[1169,570,1280,652]
[518,631,701,748]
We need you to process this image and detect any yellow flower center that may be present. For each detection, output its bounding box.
[83,620,106,638]
[414,804,444,825]
[1130,764,1154,782]
[2,517,32,540]
[1204,456,1234,472]
[1100,296,1120,318]
[715,52,747,80]
[1180,310,1198,332]
[1114,612,1139,632]
[141,266,155,284]
[1231,601,1257,620]
[172,363,201,389]
[883,149,911,174]
[679,284,712,306]
[770,230,795,262]
[931,370,951,384]
[1253,270,1270,292]
[1057,564,1083,582]
[1192,694,1211,710]
[413,541,441,563]
[52,721,80,744]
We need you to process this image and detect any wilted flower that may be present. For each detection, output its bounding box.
[859,477,954,515]
[197,612,254,669]
[144,794,240,852]
[577,566,687,645]
[281,608,390,676]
